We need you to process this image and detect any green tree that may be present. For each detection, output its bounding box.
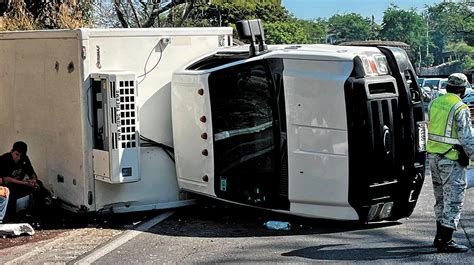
[369,15,380,40]
[446,41,474,69]
[264,21,311,44]
[427,2,474,65]
[102,0,287,28]
[327,13,371,42]
[211,0,281,6]
[379,5,427,66]
[179,1,300,44]
[91,0,324,45]
[181,1,291,27]
[296,19,326,44]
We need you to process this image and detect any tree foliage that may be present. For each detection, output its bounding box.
[2,0,471,71]
[427,2,474,65]
[90,0,326,45]
[107,0,202,28]
[327,13,371,42]
[296,19,326,44]
[379,5,428,66]
[180,1,291,27]
[211,0,281,7]
[0,0,90,31]
[264,21,311,44]
[446,41,474,70]
[0,1,37,30]
[99,1,288,28]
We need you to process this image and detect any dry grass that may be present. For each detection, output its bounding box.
[0,0,87,31]
[0,1,37,31]
[58,3,86,29]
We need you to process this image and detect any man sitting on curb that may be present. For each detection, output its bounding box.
[0,141,49,220]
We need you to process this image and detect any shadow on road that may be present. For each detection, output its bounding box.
[281,244,437,261]
[147,198,402,238]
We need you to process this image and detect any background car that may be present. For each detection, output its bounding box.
[422,78,444,90]
[461,83,474,123]
[420,78,444,105]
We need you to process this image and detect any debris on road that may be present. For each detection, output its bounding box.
[264,221,291,231]
[0,223,35,237]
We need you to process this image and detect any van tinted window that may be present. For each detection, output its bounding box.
[209,62,276,176]
[207,60,288,208]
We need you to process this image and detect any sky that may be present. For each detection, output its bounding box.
[282,0,442,23]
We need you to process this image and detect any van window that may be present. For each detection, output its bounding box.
[209,62,276,177]
[207,60,286,207]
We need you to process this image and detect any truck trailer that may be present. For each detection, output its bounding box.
[0,27,232,213]
[171,20,427,222]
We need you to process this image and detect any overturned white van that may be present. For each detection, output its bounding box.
[171,20,427,222]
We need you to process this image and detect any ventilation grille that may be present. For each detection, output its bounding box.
[116,80,137,149]
[366,98,399,184]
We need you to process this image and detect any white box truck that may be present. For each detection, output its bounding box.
[0,27,232,213]
[171,20,427,222]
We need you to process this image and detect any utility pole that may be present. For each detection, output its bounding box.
[426,13,429,59]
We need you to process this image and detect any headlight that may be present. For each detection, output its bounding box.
[359,54,390,76]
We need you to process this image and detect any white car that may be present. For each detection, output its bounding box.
[422,78,444,90]
[462,84,474,106]
[460,83,474,124]
[423,78,447,100]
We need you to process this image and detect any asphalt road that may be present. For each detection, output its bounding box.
[91,170,474,264]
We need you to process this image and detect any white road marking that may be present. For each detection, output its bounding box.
[74,210,174,264]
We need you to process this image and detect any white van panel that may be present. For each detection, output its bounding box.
[283,58,357,219]
[171,74,216,197]
[0,36,86,206]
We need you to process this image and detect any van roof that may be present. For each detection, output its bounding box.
[216,44,385,61]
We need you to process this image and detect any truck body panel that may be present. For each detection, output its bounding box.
[0,28,232,212]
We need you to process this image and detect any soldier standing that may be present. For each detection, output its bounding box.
[427,73,473,253]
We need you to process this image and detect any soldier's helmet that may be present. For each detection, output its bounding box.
[446,73,469,95]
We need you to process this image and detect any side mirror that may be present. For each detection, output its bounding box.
[236,19,267,57]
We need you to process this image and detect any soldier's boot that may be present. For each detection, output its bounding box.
[433,221,442,248]
[436,225,469,253]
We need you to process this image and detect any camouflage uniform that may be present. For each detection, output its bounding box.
[429,94,474,229]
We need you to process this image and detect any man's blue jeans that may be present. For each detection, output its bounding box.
[0,195,9,223]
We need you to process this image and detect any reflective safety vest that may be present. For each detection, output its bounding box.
[427,93,468,160]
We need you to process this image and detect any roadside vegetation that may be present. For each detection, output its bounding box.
[0,0,472,70]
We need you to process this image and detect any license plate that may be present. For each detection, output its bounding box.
[416,121,428,152]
